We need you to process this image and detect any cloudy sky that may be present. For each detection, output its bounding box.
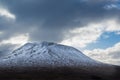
[0,0,120,65]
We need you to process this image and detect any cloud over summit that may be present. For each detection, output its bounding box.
[0,0,120,42]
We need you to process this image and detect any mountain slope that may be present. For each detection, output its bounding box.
[1,42,101,67]
[0,42,119,80]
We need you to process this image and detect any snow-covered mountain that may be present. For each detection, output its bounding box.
[0,41,102,67]
[0,42,119,80]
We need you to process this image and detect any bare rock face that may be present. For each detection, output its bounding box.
[0,41,119,80]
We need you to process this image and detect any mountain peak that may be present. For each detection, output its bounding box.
[24,41,56,47]
[40,41,56,46]
[0,41,101,68]
[0,42,118,80]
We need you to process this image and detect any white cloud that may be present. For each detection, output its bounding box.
[0,8,16,20]
[84,42,120,65]
[0,34,29,45]
[61,23,104,48]
[104,3,120,10]
[0,31,3,35]
[61,19,120,48]
[105,4,118,9]
[104,19,120,31]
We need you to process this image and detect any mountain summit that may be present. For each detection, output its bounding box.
[0,42,119,80]
[1,41,101,67]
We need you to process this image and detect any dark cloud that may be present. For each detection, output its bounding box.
[0,0,120,51]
